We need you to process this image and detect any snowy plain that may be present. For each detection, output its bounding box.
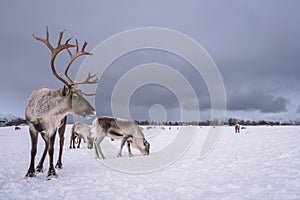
[0,125,299,200]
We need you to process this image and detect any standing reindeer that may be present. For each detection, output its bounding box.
[235,123,241,133]
[25,26,98,179]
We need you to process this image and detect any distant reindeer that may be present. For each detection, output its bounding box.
[235,123,240,133]
[25,26,98,179]
[69,123,94,149]
[93,117,150,159]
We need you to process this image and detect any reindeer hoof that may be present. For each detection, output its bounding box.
[117,154,122,158]
[25,171,36,178]
[55,163,62,169]
[36,166,43,173]
[128,153,133,157]
[46,173,58,180]
[47,169,57,180]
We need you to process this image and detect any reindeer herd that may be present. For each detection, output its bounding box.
[23,27,246,180]
[24,27,150,180]
[70,118,149,159]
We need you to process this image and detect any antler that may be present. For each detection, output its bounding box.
[33,26,99,94]
[73,72,99,96]
[73,72,99,86]
[33,26,75,86]
[64,39,92,85]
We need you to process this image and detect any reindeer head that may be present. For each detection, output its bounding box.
[132,138,150,156]
[61,86,96,118]
[73,123,94,148]
[86,136,94,149]
[141,138,150,155]
[33,26,98,119]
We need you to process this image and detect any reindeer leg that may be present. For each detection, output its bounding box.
[36,132,49,173]
[47,131,57,180]
[117,135,131,157]
[94,135,105,159]
[72,136,76,148]
[127,141,133,157]
[25,128,38,178]
[72,133,79,148]
[77,137,81,148]
[69,133,73,149]
[55,116,66,169]
[69,124,74,149]
[72,133,79,149]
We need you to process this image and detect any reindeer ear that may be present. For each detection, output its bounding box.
[62,85,71,96]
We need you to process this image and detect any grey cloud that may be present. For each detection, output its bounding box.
[228,89,288,113]
[1,0,300,121]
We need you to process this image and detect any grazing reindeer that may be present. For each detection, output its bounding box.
[69,123,94,149]
[25,26,98,179]
[235,123,241,133]
[93,117,150,159]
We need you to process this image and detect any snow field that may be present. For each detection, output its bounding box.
[0,125,299,200]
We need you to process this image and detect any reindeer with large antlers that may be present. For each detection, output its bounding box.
[25,26,98,179]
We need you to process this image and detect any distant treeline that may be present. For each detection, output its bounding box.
[137,118,300,126]
[1,117,300,127]
[0,118,27,127]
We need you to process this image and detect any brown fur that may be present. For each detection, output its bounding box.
[25,27,97,179]
[93,117,150,159]
[235,123,240,133]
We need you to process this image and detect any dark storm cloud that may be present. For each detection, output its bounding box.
[0,0,300,121]
[228,89,288,113]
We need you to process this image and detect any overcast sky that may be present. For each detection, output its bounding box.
[0,0,299,123]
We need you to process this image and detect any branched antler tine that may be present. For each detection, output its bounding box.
[66,48,72,57]
[32,34,45,44]
[57,30,65,46]
[64,51,91,81]
[75,39,79,52]
[34,26,95,88]
[45,25,50,44]
[32,26,53,50]
[76,89,96,96]
[73,72,99,86]
[83,72,99,84]
[65,37,72,44]
[33,26,78,86]
[88,73,99,84]
[64,40,92,84]
[63,48,74,83]
[80,91,97,96]
[82,41,88,52]
[89,73,96,79]
[88,74,99,83]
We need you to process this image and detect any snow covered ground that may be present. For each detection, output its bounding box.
[0,125,299,200]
